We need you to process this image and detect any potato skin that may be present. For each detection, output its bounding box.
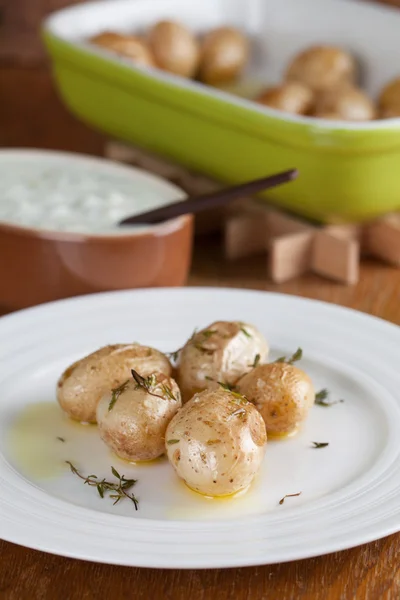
[257,82,314,115]
[165,388,266,496]
[379,77,400,118]
[286,45,357,92]
[57,344,172,423]
[90,32,154,66]
[314,85,376,121]
[147,20,200,77]
[177,321,269,402]
[97,373,181,461]
[199,27,249,85]
[237,362,315,435]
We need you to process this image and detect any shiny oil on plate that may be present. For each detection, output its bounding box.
[0,288,399,568]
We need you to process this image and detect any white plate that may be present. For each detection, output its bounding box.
[0,288,399,569]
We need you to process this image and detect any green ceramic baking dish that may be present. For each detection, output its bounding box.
[43,0,400,223]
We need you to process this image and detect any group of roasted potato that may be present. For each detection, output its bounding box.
[258,45,400,121]
[57,321,316,498]
[89,20,400,122]
[90,21,249,85]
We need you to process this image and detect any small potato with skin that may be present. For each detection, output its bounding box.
[314,86,376,121]
[237,362,315,436]
[199,27,249,85]
[286,45,357,93]
[97,373,181,461]
[379,77,400,118]
[57,344,172,424]
[165,388,266,496]
[90,32,154,67]
[177,321,269,402]
[147,20,200,77]
[257,82,314,115]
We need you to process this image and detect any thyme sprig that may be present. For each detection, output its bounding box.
[66,462,139,510]
[275,347,303,365]
[131,369,177,402]
[315,389,344,407]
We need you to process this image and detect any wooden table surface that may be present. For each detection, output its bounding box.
[1,1,400,594]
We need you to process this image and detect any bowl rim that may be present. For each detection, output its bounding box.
[42,0,400,133]
[0,148,192,242]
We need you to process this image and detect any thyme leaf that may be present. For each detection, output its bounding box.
[279,492,302,505]
[240,327,251,338]
[167,328,198,363]
[108,379,130,411]
[311,442,329,449]
[56,436,65,443]
[167,439,180,445]
[249,353,260,368]
[315,389,344,407]
[275,347,303,365]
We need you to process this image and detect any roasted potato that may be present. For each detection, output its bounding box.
[199,27,249,85]
[286,45,357,93]
[90,31,154,67]
[165,388,266,496]
[177,321,269,402]
[147,20,200,77]
[97,371,181,461]
[237,362,315,436]
[257,81,314,115]
[57,344,172,423]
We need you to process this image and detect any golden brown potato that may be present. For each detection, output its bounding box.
[89,31,155,67]
[237,362,315,436]
[257,82,314,115]
[286,45,357,92]
[199,27,249,85]
[177,321,269,402]
[147,20,200,77]
[97,372,181,461]
[314,85,376,121]
[57,344,172,423]
[378,77,400,118]
[165,388,266,496]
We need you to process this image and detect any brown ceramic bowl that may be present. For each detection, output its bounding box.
[0,150,193,311]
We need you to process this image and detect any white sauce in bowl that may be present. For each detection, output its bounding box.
[0,153,185,235]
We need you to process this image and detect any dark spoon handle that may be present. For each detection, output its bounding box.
[119,168,298,226]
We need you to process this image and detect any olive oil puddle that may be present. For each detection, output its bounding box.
[6,401,167,481]
[6,401,98,479]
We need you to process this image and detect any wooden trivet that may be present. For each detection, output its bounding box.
[105,141,400,285]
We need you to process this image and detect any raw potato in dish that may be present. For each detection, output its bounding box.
[177,321,269,402]
[147,20,200,77]
[90,32,155,67]
[314,86,376,121]
[379,77,400,118]
[57,344,172,423]
[97,371,181,461]
[257,82,314,115]
[199,27,249,85]
[237,362,315,436]
[286,45,357,93]
[165,388,267,496]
